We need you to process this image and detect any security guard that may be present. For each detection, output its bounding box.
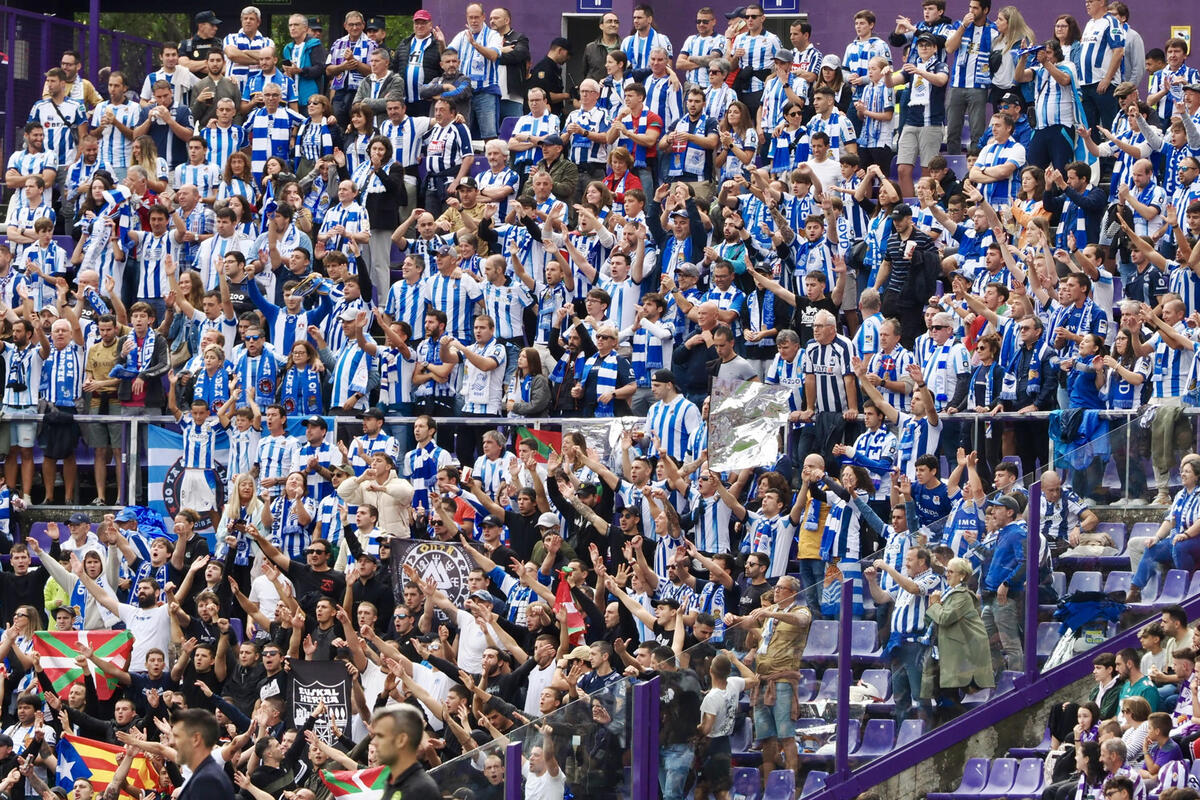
[528,37,575,116]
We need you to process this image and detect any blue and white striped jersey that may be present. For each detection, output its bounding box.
[449,27,503,91]
[378,344,415,406]
[948,20,997,88]
[624,318,675,387]
[1032,61,1079,129]
[760,73,807,133]
[868,344,915,412]
[1,343,42,407]
[43,342,84,407]
[975,138,1026,206]
[256,433,299,497]
[807,111,858,159]
[28,98,87,164]
[679,34,725,87]
[243,69,298,105]
[644,73,684,131]
[424,122,472,176]
[173,163,220,196]
[889,568,945,637]
[703,83,737,123]
[401,440,454,509]
[318,201,370,271]
[473,452,516,499]
[742,510,796,580]
[181,413,223,470]
[644,394,702,462]
[200,125,249,168]
[475,167,520,220]
[687,488,734,554]
[384,277,427,334]
[379,115,431,168]
[564,107,609,166]
[482,281,533,340]
[802,335,855,413]
[270,494,316,560]
[857,80,895,148]
[895,411,943,479]
[244,106,305,179]
[129,229,179,299]
[227,424,260,479]
[1151,330,1199,400]
[841,37,891,98]
[510,111,560,168]
[765,352,805,413]
[422,272,483,341]
[734,31,783,93]
[622,28,673,72]
[1078,13,1125,86]
[460,338,506,415]
[403,35,437,101]
[223,29,275,87]
[90,101,143,172]
[329,342,375,412]
[1151,65,1200,120]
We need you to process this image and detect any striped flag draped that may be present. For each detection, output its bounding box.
[56,733,159,795]
[33,630,133,701]
[321,766,390,799]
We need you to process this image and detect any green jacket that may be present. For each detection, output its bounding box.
[921,584,996,697]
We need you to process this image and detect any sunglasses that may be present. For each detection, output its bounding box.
[745,13,763,18]
[304,548,327,555]
[597,333,616,340]
[244,334,261,341]
[930,324,951,330]
[786,111,802,118]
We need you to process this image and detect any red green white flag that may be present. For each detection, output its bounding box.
[514,427,561,462]
[321,766,390,798]
[33,630,133,701]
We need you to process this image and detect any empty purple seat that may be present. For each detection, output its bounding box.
[1036,622,1059,658]
[795,668,817,702]
[943,154,967,179]
[1066,571,1101,594]
[799,770,828,799]
[976,757,1018,798]
[1007,757,1046,799]
[815,668,839,701]
[731,766,761,800]
[925,758,990,800]
[1104,571,1132,596]
[762,769,795,800]
[801,620,839,662]
[1009,727,1052,759]
[1130,522,1160,541]
[849,719,894,762]
[732,717,762,766]
[995,670,1022,695]
[895,719,925,749]
[862,668,895,715]
[1133,568,1188,612]
[1189,571,1200,599]
[850,621,883,662]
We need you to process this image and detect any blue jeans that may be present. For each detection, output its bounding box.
[1080,82,1118,131]
[501,340,521,387]
[797,558,825,614]
[499,98,523,123]
[890,641,927,722]
[471,92,500,139]
[659,743,692,800]
[1133,536,1174,589]
[1174,535,1200,572]
[752,681,797,741]
[1027,125,1074,171]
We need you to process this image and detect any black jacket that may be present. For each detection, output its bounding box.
[116,331,169,408]
[390,35,442,89]
[496,29,531,101]
[178,755,235,800]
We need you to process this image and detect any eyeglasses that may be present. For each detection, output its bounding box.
[696,18,713,23]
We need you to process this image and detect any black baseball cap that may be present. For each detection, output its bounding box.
[362,408,385,421]
[891,204,913,221]
[304,415,328,429]
[194,10,221,25]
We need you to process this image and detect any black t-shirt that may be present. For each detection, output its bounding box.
[793,294,839,345]
[657,668,702,745]
[285,561,347,611]
[127,671,178,716]
[227,277,258,316]
[382,763,440,800]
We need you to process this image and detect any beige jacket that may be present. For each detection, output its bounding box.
[336,471,415,537]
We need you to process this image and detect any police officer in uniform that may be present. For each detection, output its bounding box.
[528,37,575,117]
[179,11,223,76]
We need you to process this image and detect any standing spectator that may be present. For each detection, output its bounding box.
[138,45,199,110]
[874,203,939,345]
[448,3,503,140]
[6,124,59,215]
[509,88,561,185]
[623,4,673,78]
[1014,39,1080,171]
[585,13,623,83]
[422,99,474,219]
[790,20,824,84]
[392,10,442,117]
[1077,0,1125,129]
[90,72,144,180]
[190,52,242,128]
[1108,3,1143,89]
[921,557,995,718]
[133,81,195,171]
[979,493,1028,673]
[1147,38,1197,123]
[488,7,530,122]
[895,33,949,198]
[969,113,1027,208]
[676,8,725,91]
[528,38,574,119]
[282,14,328,108]
[326,11,376,127]
[730,4,780,117]
[943,0,997,155]
[842,10,892,110]
[223,6,274,90]
[797,309,858,466]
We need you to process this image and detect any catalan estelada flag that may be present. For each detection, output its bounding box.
[56,733,159,795]
[34,630,133,701]
[514,427,561,462]
[321,766,390,799]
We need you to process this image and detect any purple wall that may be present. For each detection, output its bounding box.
[421,0,1183,94]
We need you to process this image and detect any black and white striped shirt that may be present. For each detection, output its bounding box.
[801,334,855,413]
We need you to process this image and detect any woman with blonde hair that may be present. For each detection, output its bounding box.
[922,556,995,718]
[991,6,1036,106]
[131,135,169,194]
[0,603,42,695]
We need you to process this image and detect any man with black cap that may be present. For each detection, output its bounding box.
[521,135,578,208]
[974,91,1033,150]
[874,202,939,346]
[297,415,340,502]
[179,11,223,75]
[365,16,388,51]
[643,369,702,463]
[528,37,574,117]
[980,492,1029,672]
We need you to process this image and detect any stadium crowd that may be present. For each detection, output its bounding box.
[1,0,1200,798]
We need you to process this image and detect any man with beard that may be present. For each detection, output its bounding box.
[73,567,172,671]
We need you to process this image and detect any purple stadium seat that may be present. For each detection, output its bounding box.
[1041,572,1066,614]
[799,770,828,799]
[801,620,839,662]
[497,116,518,141]
[803,719,858,760]
[1009,727,1053,759]
[995,670,1022,695]
[762,769,795,800]
[731,766,761,800]
[942,154,967,178]
[24,522,52,550]
[1036,622,1059,658]
[849,719,894,762]
[731,717,762,767]
[795,668,818,702]
[1133,569,1188,612]
[1095,522,1125,550]
[976,757,1018,798]
[228,618,244,643]
[815,668,839,701]
[1130,522,1160,541]
[1104,571,1132,596]
[850,621,883,662]
[1189,571,1200,599]
[1066,571,1101,594]
[862,668,895,715]
[961,686,993,706]
[895,719,925,749]
[1007,757,1047,799]
[925,758,990,800]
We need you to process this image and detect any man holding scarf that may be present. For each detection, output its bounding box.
[233,323,284,408]
[117,301,169,419]
[571,323,635,418]
[34,297,87,505]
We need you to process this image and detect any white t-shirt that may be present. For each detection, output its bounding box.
[454,608,495,675]
[700,676,746,739]
[523,660,557,718]
[118,603,172,670]
[522,760,566,800]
